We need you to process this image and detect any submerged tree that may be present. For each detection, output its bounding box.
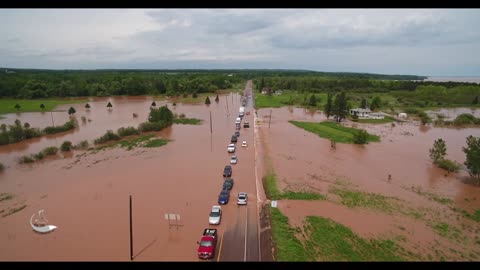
[429,138,447,163]
[107,102,113,109]
[85,103,91,110]
[68,107,76,116]
[463,135,480,182]
[14,104,21,111]
[215,95,219,103]
[23,122,30,128]
[205,96,211,105]
[151,101,157,107]
[40,104,45,110]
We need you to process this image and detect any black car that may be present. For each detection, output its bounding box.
[223,178,234,190]
[218,189,230,205]
[235,131,240,138]
[231,135,238,143]
[223,165,232,177]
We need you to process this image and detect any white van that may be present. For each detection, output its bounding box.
[235,117,241,124]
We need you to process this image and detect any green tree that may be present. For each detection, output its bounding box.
[463,136,480,181]
[14,104,21,111]
[324,92,333,119]
[68,107,76,116]
[148,105,173,124]
[215,95,219,103]
[192,92,198,98]
[85,103,91,110]
[353,129,369,144]
[361,98,367,109]
[151,101,157,107]
[205,96,211,105]
[333,92,348,122]
[107,102,113,109]
[429,138,447,163]
[309,94,317,106]
[40,104,45,110]
[23,122,30,128]
[473,96,479,104]
[370,96,382,111]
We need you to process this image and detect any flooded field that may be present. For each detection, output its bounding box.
[257,106,480,260]
[0,89,260,261]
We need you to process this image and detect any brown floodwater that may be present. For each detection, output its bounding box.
[0,86,261,261]
[256,106,480,260]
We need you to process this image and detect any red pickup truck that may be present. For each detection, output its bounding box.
[197,228,218,260]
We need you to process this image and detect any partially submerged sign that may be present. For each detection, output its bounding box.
[271,201,278,208]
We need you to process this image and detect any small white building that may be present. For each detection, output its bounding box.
[369,112,385,119]
[398,113,408,119]
[350,108,372,118]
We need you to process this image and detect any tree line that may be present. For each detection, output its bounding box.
[0,71,244,99]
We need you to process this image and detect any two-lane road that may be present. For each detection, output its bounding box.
[217,80,260,262]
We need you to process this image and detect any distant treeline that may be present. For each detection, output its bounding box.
[0,70,245,98]
[0,69,429,99]
[255,76,479,93]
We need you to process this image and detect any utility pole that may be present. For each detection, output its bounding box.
[129,195,133,261]
[50,112,55,128]
[209,111,213,134]
[226,96,229,116]
[269,109,272,128]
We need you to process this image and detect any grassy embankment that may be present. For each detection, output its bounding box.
[269,207,409,261]
[289,121,380,144]
[0,99,86,115]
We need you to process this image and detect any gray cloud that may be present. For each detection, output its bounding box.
[0,9,479,75]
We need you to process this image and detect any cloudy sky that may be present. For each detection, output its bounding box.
[1,9,479,76]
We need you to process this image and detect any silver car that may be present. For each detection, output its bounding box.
[237,192,248,205]
[208,205,222,225]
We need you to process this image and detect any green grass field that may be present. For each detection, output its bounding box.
[255,90,327,109]
[269,207,409,261]
[289,121,380,144]
[172,118,203,125]
[0,99,86,115]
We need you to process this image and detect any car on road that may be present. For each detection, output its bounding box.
[208,206,222,225]
[227,143,236,153]
[223,178,234,190]
[235,131,240,138]
[218,189,230,205]
[241,141,248,147]
[237,192,248,205]
[230,155,238,164]
[197,229,217,260]
[223,165,232,177]
[231,135,238,143]
[243,121,250,128]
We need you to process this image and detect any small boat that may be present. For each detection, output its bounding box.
[30,210,57,234]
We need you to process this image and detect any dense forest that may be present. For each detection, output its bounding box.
[254,76,480,106]
[0,68,428,99]
[0,70,246,98]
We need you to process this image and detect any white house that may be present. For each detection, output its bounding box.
[398,113,408,119]
[350,108,372,118]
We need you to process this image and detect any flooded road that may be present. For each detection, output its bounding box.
[256,106,480,260]
[0,82,260,261]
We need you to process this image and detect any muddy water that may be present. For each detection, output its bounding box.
[0,90,257,261]
[257,106,480,260]
[425,107,480,121]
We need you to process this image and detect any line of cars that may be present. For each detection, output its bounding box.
[198,97,251,260]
